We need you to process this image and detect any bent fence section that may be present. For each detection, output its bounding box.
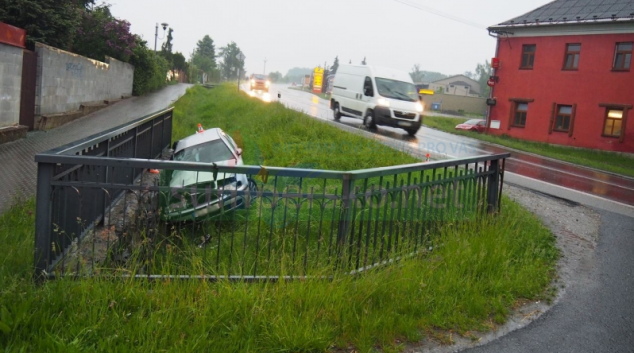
[34,108,509,281]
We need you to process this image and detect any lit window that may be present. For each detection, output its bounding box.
[563,44,580,70]
[613,42,632,71]
[603,109,623,137]
[521,44,536,69]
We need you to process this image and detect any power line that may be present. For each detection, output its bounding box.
[393,0,487,30]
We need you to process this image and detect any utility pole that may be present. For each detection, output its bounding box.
[238,52,245,92]
[263,57,267,75]
[154,23,158,51]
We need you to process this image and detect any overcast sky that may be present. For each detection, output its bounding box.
[109,0,551,77]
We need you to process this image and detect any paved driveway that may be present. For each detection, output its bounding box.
[465,209,634,353]
[0,83,191,213]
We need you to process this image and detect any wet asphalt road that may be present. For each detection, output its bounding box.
[246,84,634,209]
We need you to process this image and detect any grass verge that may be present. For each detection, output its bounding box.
[423,116,634,178]
[0,84,558,352]
[287,85,331,101]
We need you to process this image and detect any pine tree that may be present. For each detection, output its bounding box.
[331,56,339,74]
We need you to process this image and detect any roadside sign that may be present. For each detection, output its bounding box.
[492,58,500,69]
[487,78,496,87]
[313,67,324,94]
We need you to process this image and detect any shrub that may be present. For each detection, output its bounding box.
[129,39,169,96]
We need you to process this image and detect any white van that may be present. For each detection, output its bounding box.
[330,65,423,136]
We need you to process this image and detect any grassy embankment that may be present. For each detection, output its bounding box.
[423,116,634,178]
[287,85,331,101]
[0,84,558,352]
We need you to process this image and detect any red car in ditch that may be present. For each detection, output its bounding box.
[455,119,486,133]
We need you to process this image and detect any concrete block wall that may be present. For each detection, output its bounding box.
[0,43,23,129]
[422,93,487,115]
[35,43,134,116]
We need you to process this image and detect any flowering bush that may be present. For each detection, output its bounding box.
[73,5,136,63]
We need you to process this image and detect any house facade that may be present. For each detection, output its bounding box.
[429,75,482,97]
[487,0,634,153]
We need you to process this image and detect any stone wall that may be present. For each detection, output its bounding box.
[422,93,487,115]
[35,43,134,116]
[0,43,23,129]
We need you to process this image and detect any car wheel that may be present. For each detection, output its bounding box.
[406,127,419,136]
[333,103,342,121]
[364,110,377,130]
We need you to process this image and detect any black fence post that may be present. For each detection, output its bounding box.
[486,159,500,214]
[34,162,54,281]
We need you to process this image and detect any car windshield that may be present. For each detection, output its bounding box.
[465,119,483,125]
[254,74,267,80]
[375,78,418,102]
[173,139,234,163]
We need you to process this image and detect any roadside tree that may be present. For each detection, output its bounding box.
[0,0,93,50]
[219,42,245,80]
[331,56,339,74]
[409,64,425,83]
[268,71,283,83]
[474,60,492,97]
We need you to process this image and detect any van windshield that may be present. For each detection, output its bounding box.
[375,78,418,102]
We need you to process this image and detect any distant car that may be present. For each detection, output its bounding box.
[159,127,252,222]
[249,74,270,92]
[455,119,486,133]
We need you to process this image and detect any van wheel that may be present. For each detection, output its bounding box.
[406,128,419,136]
[333,104,342,121]
[364,110,377,130]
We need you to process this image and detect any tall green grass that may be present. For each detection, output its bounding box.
[0,84,559,352]
[423,116,634,177]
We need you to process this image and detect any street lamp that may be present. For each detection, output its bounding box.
[263,57,267,75]
[237,52,245,92]
[154,22,169,51]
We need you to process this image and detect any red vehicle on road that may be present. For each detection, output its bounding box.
[455,119,486,133]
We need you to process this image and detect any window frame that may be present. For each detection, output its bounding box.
[508,98,534,129]
[549,104,575,134]
[602,108,624,138]
[562,43,581,71]
[363,76,374,97]
[599,103,632,142]
[612,42,632,71]
[520,44,536,70]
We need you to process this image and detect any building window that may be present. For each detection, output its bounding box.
[563,44,580,70]
[603,108,623,137]
[554,105,573,131]
[521,44,536,69]
[514,102,529,127]
[613,42,632,71]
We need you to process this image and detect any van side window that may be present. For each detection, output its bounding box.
[363,77,374,97]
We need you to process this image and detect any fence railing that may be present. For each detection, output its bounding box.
[34,108,509,281]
